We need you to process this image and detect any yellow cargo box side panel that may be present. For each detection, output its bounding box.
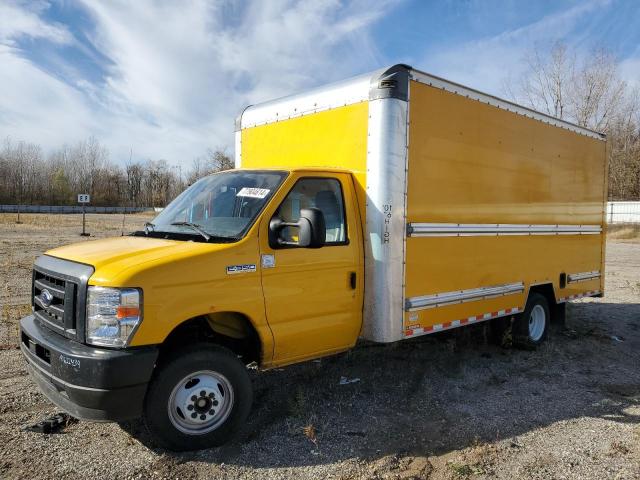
[240,102,369,211]
[405,82,605,225]
[404,80,606,335]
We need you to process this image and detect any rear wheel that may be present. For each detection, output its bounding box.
[143,344,252,451]
[513,292,550,349]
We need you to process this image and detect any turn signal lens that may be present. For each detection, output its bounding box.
[116,306,140,319]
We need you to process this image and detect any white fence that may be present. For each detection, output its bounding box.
[607,201,640,224]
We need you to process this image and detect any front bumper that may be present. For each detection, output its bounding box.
[20,314,158,421]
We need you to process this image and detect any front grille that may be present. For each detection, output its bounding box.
[33,270,77,337]
[31,256,94,342]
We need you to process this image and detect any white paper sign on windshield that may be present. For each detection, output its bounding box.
[236,187,270,199]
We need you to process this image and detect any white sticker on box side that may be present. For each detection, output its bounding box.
[237,187,270,199]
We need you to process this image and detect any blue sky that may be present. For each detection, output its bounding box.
[1,0,638,166]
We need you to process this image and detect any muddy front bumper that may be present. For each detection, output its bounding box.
[20,314,158,422]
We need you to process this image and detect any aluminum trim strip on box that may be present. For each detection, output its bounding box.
[567,271,601,283]
[407,223,602,237]
[405,282,525,312]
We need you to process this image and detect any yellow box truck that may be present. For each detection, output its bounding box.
[20,64,607,450]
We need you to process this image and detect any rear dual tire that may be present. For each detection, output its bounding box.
[512,292,550,349]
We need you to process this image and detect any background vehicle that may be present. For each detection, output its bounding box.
[20,64,606,450]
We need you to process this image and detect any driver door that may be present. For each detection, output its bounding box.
[259,173,364,365]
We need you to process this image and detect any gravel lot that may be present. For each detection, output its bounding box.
[1,213,639,479]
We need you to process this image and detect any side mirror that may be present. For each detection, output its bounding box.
[269,207,326,249]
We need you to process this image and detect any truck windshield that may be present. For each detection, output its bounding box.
[148,170,286,242]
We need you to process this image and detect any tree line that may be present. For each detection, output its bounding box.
[0,137,233,208]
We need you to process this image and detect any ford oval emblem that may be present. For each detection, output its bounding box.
[40,289,54,307]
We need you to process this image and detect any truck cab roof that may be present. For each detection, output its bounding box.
[236,166,356,175]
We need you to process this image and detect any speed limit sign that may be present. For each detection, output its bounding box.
[77,194,90,204]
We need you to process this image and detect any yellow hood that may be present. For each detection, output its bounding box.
[45,236,234,285]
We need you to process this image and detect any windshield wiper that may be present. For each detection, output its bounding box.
[170,222,211,241]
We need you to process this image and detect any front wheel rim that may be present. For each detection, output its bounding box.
[168,370,234,435]
[528,304,546,342]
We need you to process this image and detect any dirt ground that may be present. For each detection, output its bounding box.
[0,213,638,479]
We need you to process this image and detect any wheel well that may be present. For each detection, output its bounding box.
[527,283,564,325]
[159,313,262,366]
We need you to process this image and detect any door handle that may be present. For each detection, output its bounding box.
[349,272,357,290]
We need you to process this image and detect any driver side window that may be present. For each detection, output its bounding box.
[276,178,347,245]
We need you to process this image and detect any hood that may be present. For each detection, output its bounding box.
[45,236,233,284]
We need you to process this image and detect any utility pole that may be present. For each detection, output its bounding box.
[16,186,22,224]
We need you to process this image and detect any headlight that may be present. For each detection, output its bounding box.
[86,287,142,347]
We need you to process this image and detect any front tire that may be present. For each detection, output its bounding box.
[512,292,550,349]
[143,344,252,451]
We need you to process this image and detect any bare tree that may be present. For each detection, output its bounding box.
[509,42,574,119]
[126,161,144,208]
[569,49,628,131]
[607,87,640,199]
[207,148,235,172]
[187,148,234,183]
[187,156,207,184]
[69,136,108,196]
[0,138,43,211]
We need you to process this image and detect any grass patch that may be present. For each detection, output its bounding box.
[448,462,487,477]
[608,225,640,241]
[288,387,309,419]
[449,463,473,476]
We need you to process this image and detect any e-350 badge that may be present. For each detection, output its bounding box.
[226,264,257,275]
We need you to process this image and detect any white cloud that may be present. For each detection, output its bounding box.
[0,44,97,147]
[0,0,395,166]
[0,1,73,45]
